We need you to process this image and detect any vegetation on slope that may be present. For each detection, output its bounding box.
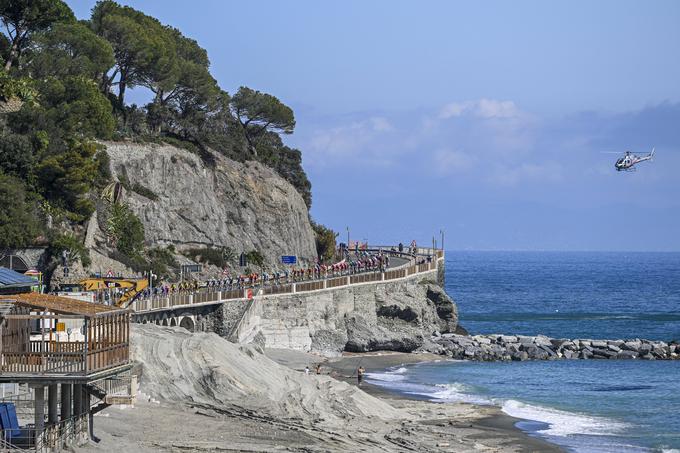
[0,0,323,273]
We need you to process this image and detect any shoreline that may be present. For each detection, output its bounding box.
[325,351,564,453]
[81,325,574,453]
[266,348,564,453]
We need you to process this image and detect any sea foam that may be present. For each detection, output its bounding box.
[501,399,630,437]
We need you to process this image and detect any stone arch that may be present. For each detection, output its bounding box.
[170,318,177,327]
[0,254,29,272]
[179,316,195,332]
[161,319,168,326]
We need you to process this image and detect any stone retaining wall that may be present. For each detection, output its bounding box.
[233,268,458,356]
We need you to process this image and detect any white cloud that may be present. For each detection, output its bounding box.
[369,116,393,131]
[296,99,546,184]
[301,116,397,167]
[439,98,521,119]
[433,149,475,175]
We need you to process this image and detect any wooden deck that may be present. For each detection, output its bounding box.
[0,294,130,378]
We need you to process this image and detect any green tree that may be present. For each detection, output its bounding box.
[0,0,74,71]
[41,76,115,139]
[146,28,219,135]
[0,172,41,248]
[10,76,115,150]
[230,86,295,154]
[311,221,338,262]
[35,140,98,218]
[0,129,34,179]
[106,201,144,256]
[26,20,114,80]
[257,133,312,208]
[90,0,177,107]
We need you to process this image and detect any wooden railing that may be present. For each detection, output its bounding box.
[326,276,348,289]
[264,284,293,295]
[87,344,129,373]
[296,281,325,292]
[350,272,382,284]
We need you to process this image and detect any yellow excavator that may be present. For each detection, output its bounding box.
[79,277,148,308]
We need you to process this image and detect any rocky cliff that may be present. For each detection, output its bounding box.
[233,270,458,356]
[102,141,316,267]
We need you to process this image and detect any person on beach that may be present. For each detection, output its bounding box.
[305,366,310,375]
[357,366,365,386]
[316,364,321,375]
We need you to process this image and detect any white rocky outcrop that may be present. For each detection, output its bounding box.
[130,324,401,421]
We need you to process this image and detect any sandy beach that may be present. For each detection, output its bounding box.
[74,325,562,452]
[275,349,563,453]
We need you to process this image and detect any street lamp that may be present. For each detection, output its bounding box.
[440,229,445,252]
[346,226,350,249]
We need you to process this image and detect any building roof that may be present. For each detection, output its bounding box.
[7,292,126,317]
[0,267,36,289]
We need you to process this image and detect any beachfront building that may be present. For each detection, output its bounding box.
[0,271,134,451]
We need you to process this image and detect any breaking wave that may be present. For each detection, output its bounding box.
[501,399,630,437]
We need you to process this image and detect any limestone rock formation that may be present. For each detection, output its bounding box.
[103,141,316,267]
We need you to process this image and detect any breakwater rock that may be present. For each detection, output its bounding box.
[427,333,680,361]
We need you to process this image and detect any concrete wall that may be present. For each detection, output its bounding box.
[232,269,457,356]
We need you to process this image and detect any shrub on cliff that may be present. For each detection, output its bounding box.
[311,221,338,263]
[35,140,99,220]
[0,172,42,249]
[183,246,235,269]
[106,202,145,257]
[147,246,178,279]
[48,232,91,267]
[245,250,264,270]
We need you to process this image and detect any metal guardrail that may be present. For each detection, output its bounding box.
[0,414,88,452]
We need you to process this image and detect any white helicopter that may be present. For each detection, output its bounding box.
[611,148,655,172]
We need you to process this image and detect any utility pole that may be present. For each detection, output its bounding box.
[346,226,350,249]
[440,229,445,252]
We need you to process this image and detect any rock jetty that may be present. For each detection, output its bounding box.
[427,333,680,361]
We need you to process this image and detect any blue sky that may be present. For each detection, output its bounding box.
[69,1,680,251]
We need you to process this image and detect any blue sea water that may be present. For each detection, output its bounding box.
[367,252,680,453]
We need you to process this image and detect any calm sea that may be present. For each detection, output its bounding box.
[367,252,680,453]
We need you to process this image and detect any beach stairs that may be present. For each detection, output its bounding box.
[85,382,110,415]
[86,373,137,415]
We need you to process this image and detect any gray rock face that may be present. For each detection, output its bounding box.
[103,141,316,268]
[345,313,425,353]
[233,270,458,356]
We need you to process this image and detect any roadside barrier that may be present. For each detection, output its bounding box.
[131,246,443,313]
